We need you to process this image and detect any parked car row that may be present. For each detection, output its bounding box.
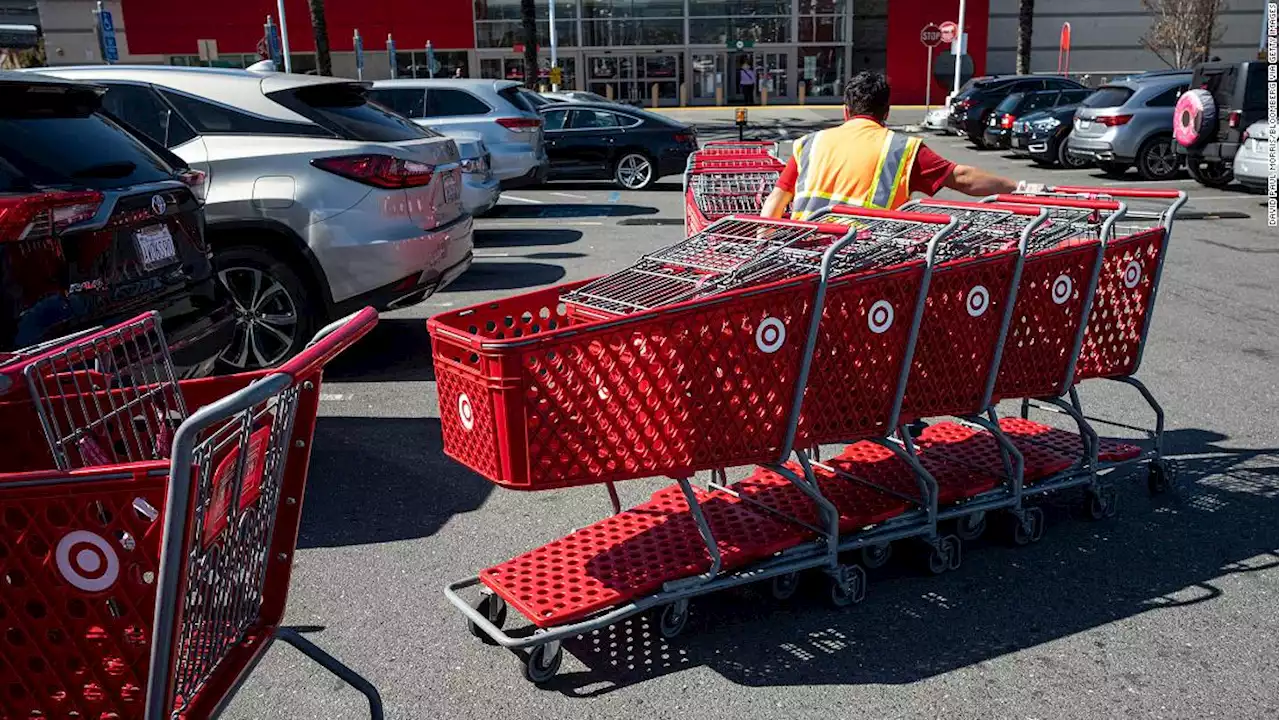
[943,61,1269,190]
[4,67,474,372]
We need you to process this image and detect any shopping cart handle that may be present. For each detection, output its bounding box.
[916,198,1043,216]
[825,205,954,224]
[1048,185,1185,199]
[276,306,379,380]
[992,194,1122,211]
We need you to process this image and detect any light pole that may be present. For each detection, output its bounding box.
[276,0,293,72]
[950,0,966,97]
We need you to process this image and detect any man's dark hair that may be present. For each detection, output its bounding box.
[844,71,891,121]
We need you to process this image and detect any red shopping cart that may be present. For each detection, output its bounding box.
[0,309,382,720]
[697,140,780,158]
[683,155,785,235]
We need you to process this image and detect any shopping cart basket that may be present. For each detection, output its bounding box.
[683,154,785,235]
[0,309,383,720]
[697,140,780,158]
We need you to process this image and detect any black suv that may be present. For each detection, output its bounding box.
[949,74,1088,147]
[982,87,1092,150]
[1176,61,1268,188]
[0,72,232,374]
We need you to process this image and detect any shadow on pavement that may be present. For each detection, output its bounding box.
[474,228,583,247]
[542,181,684,193]
[297,416,492,548]
[517,428,1279,696]
[484,203,659,219]
[322,318,435,383]
[444,261,566,292]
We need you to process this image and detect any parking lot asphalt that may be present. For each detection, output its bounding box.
[224,121,1278,720]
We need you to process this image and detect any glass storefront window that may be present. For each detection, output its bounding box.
[476,20,577,48]
[582,0,683,18]
[799,46,846,97]
[799,0,846,12]
[581,18,684,46]
[799,15,844,43]
[474,0,577,21]
[689,17,789,44]
[480,56,577,88]
[688,0,790,15]
[395,50,469,79]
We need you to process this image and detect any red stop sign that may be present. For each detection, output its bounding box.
[939,21,958,44]
[920,24,943,47]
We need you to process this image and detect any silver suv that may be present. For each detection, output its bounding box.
[369,79,549,188]
[1066,71,1191,181]
[31,66,474,370]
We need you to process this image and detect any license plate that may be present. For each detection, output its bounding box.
[1077,119,1091,129]
[989,116,998,126]
[134,224,176,269]
[443,171,460,203]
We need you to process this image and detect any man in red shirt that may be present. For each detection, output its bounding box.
[761,72,1022,219]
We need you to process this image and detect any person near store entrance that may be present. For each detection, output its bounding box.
[761,71,1031,220]
[739,60,757,105]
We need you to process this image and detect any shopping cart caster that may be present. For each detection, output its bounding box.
[1010,507,1045,547]
[1147,460,1174,496]
[827,564,866,608]
[860,542,892,570]
[522,638,563,685]
[954,510,987,541]
[658,599,691,639]
[1086,486,1118,520]
[466,591,507,645]
[769,571,801,601]
[926,536,962,575]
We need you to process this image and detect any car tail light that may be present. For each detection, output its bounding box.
[1228,110,1241,129]
[674,132,695,143]
[1241,129,1250,142]
[311,154,435,189]
[956,99,975,111]
[0,190,104,242]
[1000,114,1015,129]
[1096,114,1133,126]
[496,117,542,133]
[176,168,207,203]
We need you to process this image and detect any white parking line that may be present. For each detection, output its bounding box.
[551,191,589,199]
[474,252,512,257]
[502,194,545,204]
[320,393,346,402]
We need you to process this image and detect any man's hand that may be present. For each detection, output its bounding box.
[760,187,793,219]
[944,164,1019,197]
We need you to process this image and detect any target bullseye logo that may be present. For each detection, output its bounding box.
[457,393,475,431]
[1051,274,1073,305]
[755,316,786,354]
[56,530,119,593]
[868,300,894,334]
[1123,260,1142,289]
[966,285,990,317]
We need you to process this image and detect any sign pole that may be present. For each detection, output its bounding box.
[549,0,559,89]
[427,40,435,78]
[951,0,966,97]
[276,0,292,72]
[387,34,397,79]
[925,47,933,111]
[354,29,364,80]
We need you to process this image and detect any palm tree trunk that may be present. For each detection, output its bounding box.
[520,0,538,88]
[1016,0,1035,75]
[308,0,332,76]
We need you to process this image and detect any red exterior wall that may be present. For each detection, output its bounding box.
[120,0,475,55]
[885,0,989,104]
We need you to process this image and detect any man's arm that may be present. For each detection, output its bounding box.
[943,164,1019,197]
[760,187,793,219]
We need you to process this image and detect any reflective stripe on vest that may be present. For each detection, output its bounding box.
[790,126,921,220]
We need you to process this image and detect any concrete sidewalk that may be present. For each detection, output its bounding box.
[654,105,931,148]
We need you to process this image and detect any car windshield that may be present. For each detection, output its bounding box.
[1082,86,1134,108]
[0,82,174,191]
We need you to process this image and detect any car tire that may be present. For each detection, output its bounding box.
[1136,135,1182,181]
[213,245,316,372]
[1187,159,1234,188]
[613,151,656,190]
[1096,161,1130,178]
[1057,137,1091,169]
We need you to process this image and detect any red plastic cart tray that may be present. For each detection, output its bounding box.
[827,439,1004,506]
[996,417,1143,463]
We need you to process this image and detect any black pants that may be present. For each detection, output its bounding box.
[741,83,755,104]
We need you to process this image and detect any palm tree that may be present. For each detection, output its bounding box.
[308,0,332,76]
[520,0,538,88]
[1016,0,1034,74]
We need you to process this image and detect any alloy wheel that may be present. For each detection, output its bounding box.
[218,265,299,370]
[615,153,653,190]
[1143,139,1179,179]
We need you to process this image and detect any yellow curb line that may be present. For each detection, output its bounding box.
[648,104,934,112]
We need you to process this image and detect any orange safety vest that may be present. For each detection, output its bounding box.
[789,118,922,220]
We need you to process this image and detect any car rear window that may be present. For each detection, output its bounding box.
[0,83,175,191]
[995,93,1025,113]
[1081,86,1133,108]
[498,85,535,112]
[1243,63,1266,110]
[272,83,432,142]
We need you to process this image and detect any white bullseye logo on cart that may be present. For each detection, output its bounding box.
[458,393,475,431]
[868,300,894,334]
[1123,260,1142,289]
[55,530,119,593]
[1051,274,1073,305]
[755,316,786,354]
[966,285,990,317]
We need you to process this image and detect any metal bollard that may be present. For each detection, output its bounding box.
[651,82,659,108]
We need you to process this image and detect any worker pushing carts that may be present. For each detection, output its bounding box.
[0,310,384,719]
[431,184,1186,683]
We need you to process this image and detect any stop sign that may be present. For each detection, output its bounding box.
[920,23,943,47]
[939,21,958,44]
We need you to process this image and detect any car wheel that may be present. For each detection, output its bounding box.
[1057,137,1091,169]
[1187,159,1234,188]
[214,245,316,372]
[614,152,656,190]
[1136,136,1181,181]
[1096,160,1130,178]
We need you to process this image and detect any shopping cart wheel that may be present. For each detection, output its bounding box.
[859,542,892,570]
[769,571,801,601]
[1010,507,1045,547]
[827,564,866,608]
[467,592,507,645]
[1086,486,1119,521]
[1147,461,1173,496]
[954,511,987,541]
[523,640,563,685]
[926,536,962,575]
[658,600,691,639]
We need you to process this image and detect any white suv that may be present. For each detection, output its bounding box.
[30,66,474,370]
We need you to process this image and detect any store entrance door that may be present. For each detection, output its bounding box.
[689,52,725,105]
[729,51,793,105]
[586,52,683,106]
